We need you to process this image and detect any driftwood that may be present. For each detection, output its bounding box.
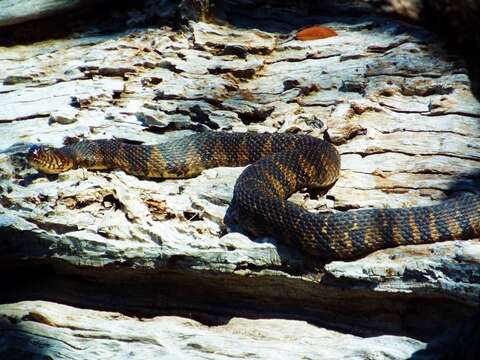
[0,1,479,359]
[0,0,108,26]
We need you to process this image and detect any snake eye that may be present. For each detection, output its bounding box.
[27,145,47,163]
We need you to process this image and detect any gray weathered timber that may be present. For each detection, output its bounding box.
[0,0,107,27]
[0,301,426,359]
[0,1,479,359]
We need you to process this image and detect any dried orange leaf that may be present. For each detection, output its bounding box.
[295,26,337,41]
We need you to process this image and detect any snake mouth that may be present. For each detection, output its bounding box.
[27,145,75,174]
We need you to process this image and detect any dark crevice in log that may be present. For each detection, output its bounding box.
[0,257,476,342]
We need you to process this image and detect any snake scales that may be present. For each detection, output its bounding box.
[27,131,480,260]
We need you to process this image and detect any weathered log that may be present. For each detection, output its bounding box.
[0,1,479,358]
[0,0,108,27]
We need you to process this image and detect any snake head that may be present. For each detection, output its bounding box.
[27,145,75,174]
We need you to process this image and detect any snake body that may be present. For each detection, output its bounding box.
[27,132,480,260]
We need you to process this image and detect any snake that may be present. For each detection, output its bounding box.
[27,131,480,261]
